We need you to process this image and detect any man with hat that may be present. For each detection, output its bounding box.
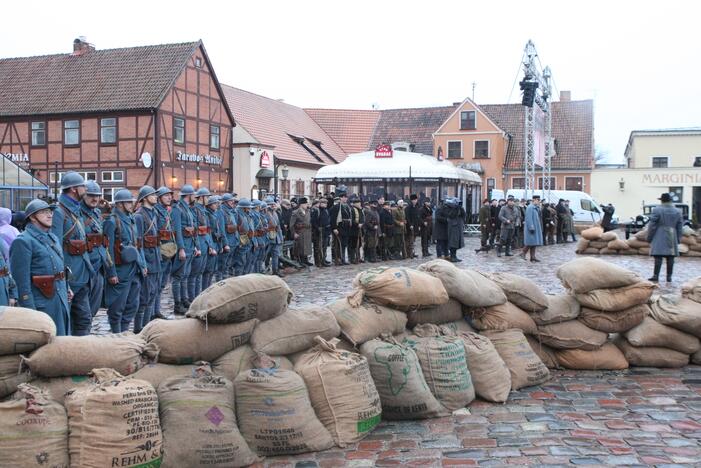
[190,187,215,299]
[170,184,199,315]
[246,199,265,274]
[310,199,322,266]
[379,201,396,260]
[80,180,110,318]
[51,171,95,335]
[475,198,492,254]
[329,186,351,265]
[520,195,544,262]
[497,197,518,257]
[290,197,313,266]
[234,198,254,276]
[312,198,331,266]
[405,194,421,259]
[362,198,380,262]
[647,192,683,283]
[203,195,223,289]
[348,195,365,264]
[279,199,293,242]
[392,200,407,259]
[104,189,147,333]
[217,193,238,280]
[134,185,162,332]
[10,199,70,335]
[264,196,284,276]
[419,198,434,257]
[153,186,175,319]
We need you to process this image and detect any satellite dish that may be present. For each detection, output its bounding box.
[141,152,152,168]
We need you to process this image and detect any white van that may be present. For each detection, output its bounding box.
[505,189,616,225]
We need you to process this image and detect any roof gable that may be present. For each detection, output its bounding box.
[367,105,457,155]
[434,97,504,135]
[304,108,380,154]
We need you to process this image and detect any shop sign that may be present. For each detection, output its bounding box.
[375,144,393,158]
[642,172,701,185]
[260,151,271,168]
[1,152,30,168]
[176,151,223,166]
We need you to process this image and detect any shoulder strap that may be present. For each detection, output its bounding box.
[59,203,84,240]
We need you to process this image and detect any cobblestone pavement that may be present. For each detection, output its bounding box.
[91,237,701,466]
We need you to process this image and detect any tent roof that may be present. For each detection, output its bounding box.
[314,150,481,184]
[0,155,48,189]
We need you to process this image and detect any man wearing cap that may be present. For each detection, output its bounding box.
[405,194,421,259]
[134,186,162,332]
[379,201,396,260]
[348,196,365,264]
[246,199,264,274]
[419,198,434,257]
[80,181,110,318]
[203,196,222,289]
[51,171,95,335]
[264,197,284,276]
[189,188,216,299]
[310,199,323,266]
[217,194,238,280]
[362,199,380,263]
[392,200,408,259]
[234,198,254,276]
[10,199,70,335]
[475,198,492,254]
[153,186,175,319]
[104,189,147,333]
[170,184,199,315]
[0,238,16,307]
[329,187,351,265]
[520,195,544,262]
[312,198,331,266]
[290,197,313,266]
[497,197,518,257]
[647,192,683,283]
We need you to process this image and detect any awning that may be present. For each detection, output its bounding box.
[0,154,48,189]
[255,168,274,178]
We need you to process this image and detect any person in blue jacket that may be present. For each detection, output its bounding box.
[254,199,270,273]
[10,200,71,335]
[203,195,223,290]
[170,184,198,315]
[0,246,16,306]
[51,171,94,336]
[154,186,175,319]
[134,185,162,332]
[80,181,110,317]
[234,198,253,276]
[190,188,216,300]
[265,196,285,277]
[217,193,238,280]
[103,189,147,333]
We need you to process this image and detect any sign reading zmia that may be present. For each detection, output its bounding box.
[374,144,393,158]
[176,151,223,166]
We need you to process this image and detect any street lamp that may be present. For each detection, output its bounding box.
[273,158,290,196]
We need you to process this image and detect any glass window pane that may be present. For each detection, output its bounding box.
[101,127,116,143]
[32,121,45,130]
[101,118,116,126]
[65,120,79,129]
[65,128,79,145]
[113,171,123,181]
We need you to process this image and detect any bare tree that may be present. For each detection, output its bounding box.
[595,146,609,163]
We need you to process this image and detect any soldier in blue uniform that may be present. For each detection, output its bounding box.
[203,195,223,290]
[233,198,253,276]
[247,200,263,274]
[154,186,175,319]
[134,186,162,332]
[10,200,71,335]
[255,199,270,273]
[51,171,95,336]
[0,247,16,306]
[170,184,198,315]
[80,181,110,318]
[104,189,147,333]
[189,188,215,300]
[264,197,285,277]
[217,193,238,280]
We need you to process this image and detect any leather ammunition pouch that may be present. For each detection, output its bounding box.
[64,239,88,256]
[159,229,173,242]
[197,226,209,236]
[31,271,64,298]
[85,233,106,252]
[183,227,196,237]
[114,239,123,266]
[143,235,159,249]
[226,224,236,234]
[0,267,8,277]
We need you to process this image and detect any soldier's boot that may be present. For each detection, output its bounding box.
[496,245,502,257]
[173,302,186,315]
[505,245,514,256]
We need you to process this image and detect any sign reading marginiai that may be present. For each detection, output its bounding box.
[374,144,393,158]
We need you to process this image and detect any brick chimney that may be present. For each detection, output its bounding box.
[72,36,95,56]
[560,90,571,102]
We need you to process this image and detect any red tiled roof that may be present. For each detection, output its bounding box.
[367,106,457,155]
[223,85,346,166]
[304,108,380,154]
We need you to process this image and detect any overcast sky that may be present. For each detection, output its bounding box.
[4,0,700,162]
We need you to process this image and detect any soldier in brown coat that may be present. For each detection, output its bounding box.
[290,197,313,266]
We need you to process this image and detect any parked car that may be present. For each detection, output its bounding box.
[621,203,691,239]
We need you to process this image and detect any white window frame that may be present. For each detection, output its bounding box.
[173,117,185,145]
[650,156,669,168]
[102,187,124,202]
[101,170,124,183]
[486,178,496,190]
[474,140,490,159]
[100,117,117,144]
[63,119,80,146]
[210,125,220,150]
[565,176,583,191]
[49,171,96,184]
[447,140,463,159]
[31,121,46,146]
[460,110,476,130]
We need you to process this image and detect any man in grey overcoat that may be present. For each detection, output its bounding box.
[647,192,683,283]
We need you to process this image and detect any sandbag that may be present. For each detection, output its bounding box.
[24,334,158,378]
[448,331,511,402]
[360,335,448,419]
[649,294,701,337]
[536,320,608,350]
[295,337,381,447]
[576,282,656,312]
[634,229,648,241]
[589,241,608,249]
[639,247,651,255]
[186,273,291,323]
[234,368,334,456]
[681,235,698,246]
[0,306,56,355]
[682,277,701,303]
[600,231,619,242]
[250,306,340,355]
[158,370,259,467]
[608,239,630,250]
[618,248,639,255]
[556,257,642,293]
[0,384,69,468]
[625,317,701,354]
[65,369,162,468]
[438,318,476,335]
[140,318,257,364]
[599,247,615,255]
[406,299,463,328]
[575,238,590,253]
[17,375,90,404]
[578,303,649,333]
[693,349,701,365]
[682,225,698,237]
[679,244,690,254]
[483,272,548,312]
[581,226,604,240]
[468,302,538,335]
[614,337,689,368]
[212,345,293,382]
[533,294,581,325]
[482,329,550,390]
[526,336,560,369]
[348,266,449,309]
[0,354,30,399]
[417,260,506,307]
[328,298,407,345]
[555,343,629,370]
[130,361,212,388]
[627,238,649,249]
[0,353,22,377]
[582,247,601,255]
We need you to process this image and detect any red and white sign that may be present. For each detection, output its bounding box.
[375,144,393,158]
[260,151,271,168]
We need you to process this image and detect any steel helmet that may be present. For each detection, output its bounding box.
[196,187,211,198]
[180,184,195,197]
[206,195,221,206]
[156,186,173,197]
[237,198,252,208]
[220,193,234,202]
[113,189,136,203]
[137,185,157,203]
[85,180,102,196]
[24,199,56,219]
[60,171,86,190]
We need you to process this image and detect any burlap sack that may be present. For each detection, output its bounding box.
[526,336,560,369]
[532,295,581,325]
[438,318,476,335]
[634,229,648,241]
[417,259,507,307]
[186,273,291,323]
[600,231,619,242]
[608,239,630,250]
[681,235,698,246]
[211,345,293,382]
[141,318,257,364]
[582,247,601,255]
[66,369,162,468]
[0,353,22,377]
[250,306,340,355]
[578,303,648,333]
[649,294,701,337]
[468,302,538,335]
[0,384,69,468]
[0,354,31,398]
[614,337,689,368]
[294,337,382,447]
[581,226,604,240]
[682,277,701,303]
[405,325,475,410]
[556,257,642,293]
[130,361,212,388]
[679,244,690,254]
[627,238,649,249]
[575,238,590,253]
[0,306,56,355]
[360,335,448,419]
[555,343,629,370]
[691,244,701,252]
[536,320,608,350]
[348,266,449,309]
[684,250,701,257]
[24,333,158,377]
[576,282,655,312]
[599,248,615,255]
[692,349,701,365]
[638,247,651,255]
[625,317,701,354]
[328,298,407,345]
[18,375,90,404]
[406,299,463,328]
[234,368,334,456]
[483,272,548,312]
[589,241,608,249]
[618,249,639,256]
[482,329,550,390]
[449,331,511,402]
[158,370,259,467]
